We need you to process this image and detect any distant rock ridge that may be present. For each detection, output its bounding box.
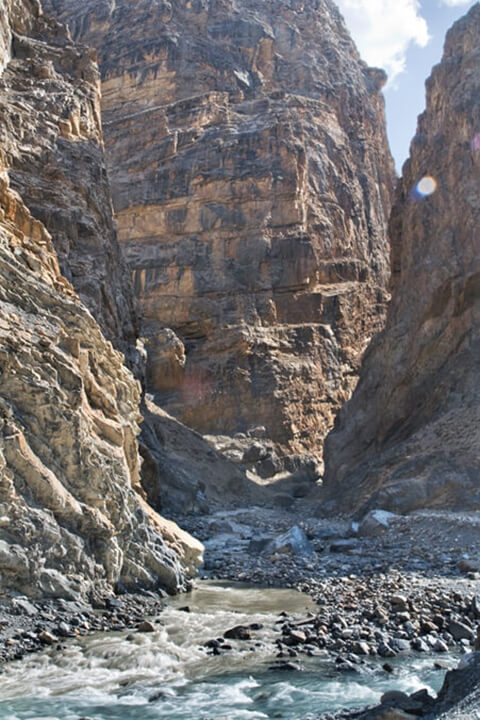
[0,0,203,600]
[45,0,395,474]
[323,4,480,514]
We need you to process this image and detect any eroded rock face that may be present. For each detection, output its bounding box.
[0,0,202,599]
[323,5,480,515]
[0,0,137,359]
[46,0,395,470]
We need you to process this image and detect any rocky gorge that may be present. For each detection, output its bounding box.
[0,0,479,718]
[45,0,395,478]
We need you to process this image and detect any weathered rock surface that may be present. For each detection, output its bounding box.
[46,0,395,471]
[0,0,202,600]
[0,0,137,361]
[139,396,268,514]
[323,5,480,514]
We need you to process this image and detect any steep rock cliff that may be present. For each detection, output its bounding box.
[323,5,480,514]
[0,0,202,600]
[0,0,137,358]
[46,0,395,471]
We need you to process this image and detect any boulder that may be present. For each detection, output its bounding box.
[358,510,398,538]
[267,526,314,557]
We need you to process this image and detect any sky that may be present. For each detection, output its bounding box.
[335,0,477,172]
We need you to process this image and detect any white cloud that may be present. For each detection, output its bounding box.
[440,0,471,4]
[335,0,430,84]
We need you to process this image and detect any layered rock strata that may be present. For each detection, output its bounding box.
[0,0,202,600]
[0,0,137,358]
[46,0,395,470]
[323,5,480,514]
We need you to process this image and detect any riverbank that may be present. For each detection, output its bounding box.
[0,581,463,720]
[173,506,480,668]
[1,506,480,717]
[0,591,171,665]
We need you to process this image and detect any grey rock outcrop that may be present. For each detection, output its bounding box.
[323,4,480,515]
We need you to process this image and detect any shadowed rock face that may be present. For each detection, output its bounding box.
[0,0,202,600]
[45,0,395,470]
[323,5,480,515]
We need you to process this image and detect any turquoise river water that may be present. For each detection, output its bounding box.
[0,583,455,720]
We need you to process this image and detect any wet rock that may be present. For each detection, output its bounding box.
[224,625,252,641]
[377,710,419,720]
[38,631,57,645]
[390,639,410,653]
[411,638,429,653]
[433,639,449,653]
[269,661,301,672]
[148,691,170,703]
[409,689,435,711]
[56,622,71,638]
[352,641,370,656]
[434,651,480,715]
[137,621,155,633]
[336,658,362,674]
[378,642,396,657]
[283,630,307,646]
[381,691,410,706]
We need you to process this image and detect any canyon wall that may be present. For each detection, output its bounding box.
[323,4,480,515]
[46,0,395,472]
[0,0,138,363]
[0,0,202,600]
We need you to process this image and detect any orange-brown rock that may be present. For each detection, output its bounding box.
[323,5,480,514]
[47,0,395,472]
[0,0,202,599]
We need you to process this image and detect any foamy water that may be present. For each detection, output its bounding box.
[0,582,453,720]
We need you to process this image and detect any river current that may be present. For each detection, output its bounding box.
[0,582,455,719]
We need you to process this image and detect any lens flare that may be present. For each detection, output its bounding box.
[471,133,480,152]
[416,176,437,197]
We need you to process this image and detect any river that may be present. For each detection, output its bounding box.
[0,582,455,719]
